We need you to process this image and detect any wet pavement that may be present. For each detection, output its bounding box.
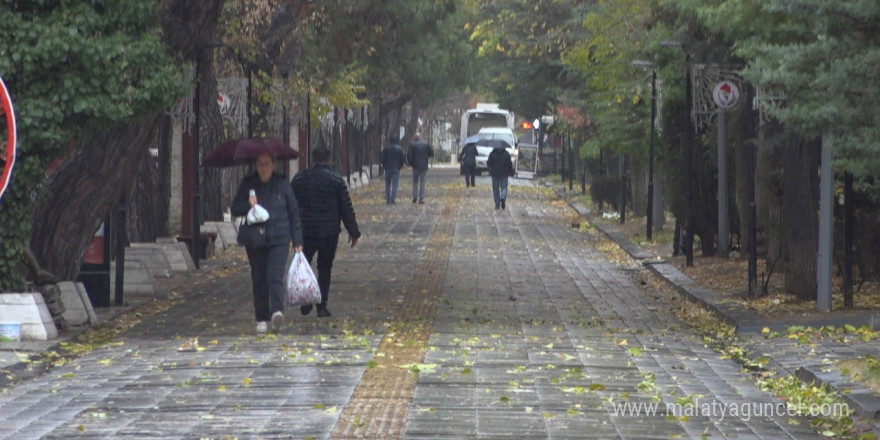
[0,166,876,439]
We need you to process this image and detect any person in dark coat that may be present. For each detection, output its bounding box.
[291,147,361,317]
[487,146,514,210]
[458,141,478,187]
[231,154,304,333]
[380,135,406,204]
[406,132,433,204]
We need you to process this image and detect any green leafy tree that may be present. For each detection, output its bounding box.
[0,1,181,290]
[466,0,590,119]
[295,0,474,138]
[671,0,880,299]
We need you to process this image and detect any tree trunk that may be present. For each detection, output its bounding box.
[198,57,225,222]
[160,0,225,222]
[404,97,423,146]
[782,133,820,300]
[758,122,785,268]
[126,145,160,243]
[31,117,162,281]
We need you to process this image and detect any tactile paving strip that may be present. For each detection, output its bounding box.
[331,190,459,439]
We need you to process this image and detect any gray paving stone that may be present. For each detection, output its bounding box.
[1,169,865,439]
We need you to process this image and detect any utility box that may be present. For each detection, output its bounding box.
[78,221,111,307]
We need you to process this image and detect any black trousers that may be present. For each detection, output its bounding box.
[462,163,476,186]
[302,234,340,308]
[246,242,289,321]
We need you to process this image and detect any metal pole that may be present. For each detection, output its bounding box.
[375,97,381,180]
[598,149,604,211]
[817,133,833,312]
[844,172,854,308]
[746,84,758,299]
[620,153,627,224]
[247,66,253,138]
[192,52,203,269]
[561,132,566,184]
[114,191,126,306]
[306,90,311,166]
[684,55,694,266]
[360,106,365,179]
[569,133,574,192]
[647,70,657,241]
[718,109,729,257]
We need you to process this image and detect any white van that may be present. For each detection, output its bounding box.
[474,127,518,173]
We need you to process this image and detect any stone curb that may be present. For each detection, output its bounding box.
[796,365,880,420]
[569,200,765,333]
[568,198,880,420]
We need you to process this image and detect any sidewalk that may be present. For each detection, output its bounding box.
[568,198,880,423]
[0,168,876,439]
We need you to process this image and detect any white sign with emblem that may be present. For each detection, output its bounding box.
[712,80,740,109]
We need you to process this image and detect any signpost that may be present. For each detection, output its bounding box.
[712,80,740,258]
[0,75,16,203]
[515,143,538,179]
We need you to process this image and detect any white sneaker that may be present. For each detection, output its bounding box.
[256,321,268,333]
[271,311,284,331]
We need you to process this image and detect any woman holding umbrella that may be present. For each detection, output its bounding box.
[458,135,480,188]
[230,152,303,334]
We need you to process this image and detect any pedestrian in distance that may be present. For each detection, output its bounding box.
[407,132,433,204]
[487,145,514,210]
[231,154,304,334]
[380,135,406,204]
[291,147,361,318]
[458,140,478,188]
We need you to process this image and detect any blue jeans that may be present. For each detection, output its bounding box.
[302,234,340,308]
[491,176,509,208]
[412,168,428,202]
[385,168,400,203]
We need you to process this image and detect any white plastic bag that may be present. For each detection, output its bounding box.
[287,252,320,307]
[247,204,270,224]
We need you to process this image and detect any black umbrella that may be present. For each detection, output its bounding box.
[474,138,511,150]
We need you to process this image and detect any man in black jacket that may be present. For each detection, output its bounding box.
[407,132,433,204]
[291,147,361,317]
[487,146,514,210]
[458,141,478,187]
[380,135,406,204]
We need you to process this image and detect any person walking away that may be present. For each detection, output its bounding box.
[407,132,433,204]
[231,154,303,333]
[458,140,478,187]
[487,145,514,210]
[291,147,361,317]
[380,135,406,204]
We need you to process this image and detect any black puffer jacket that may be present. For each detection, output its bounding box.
[291,164,361,240]
[407,141,433,170]
[231,173,303,247]
[487,148,514,178]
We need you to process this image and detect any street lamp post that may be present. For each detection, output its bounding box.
[662,40,694,266]
[647,69,657,241]
[632,60,658,240]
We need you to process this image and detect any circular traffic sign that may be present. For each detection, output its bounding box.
[713,80,740,110]
[0,75,16,202]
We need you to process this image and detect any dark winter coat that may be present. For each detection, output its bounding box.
[231,173,303,247]
[381,143,406,171]
[458,143,477,167]
[487,148,514,178]
[407,140,433,170]
[291,164,361,240]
